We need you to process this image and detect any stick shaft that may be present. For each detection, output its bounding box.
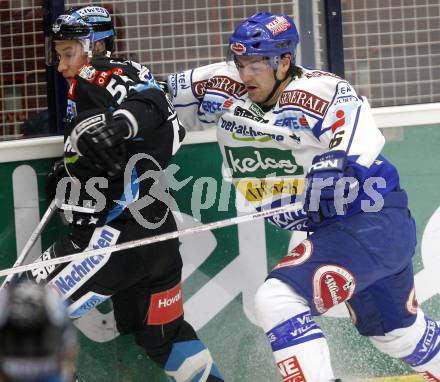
[1,199,57,287]
[0,202,302,278]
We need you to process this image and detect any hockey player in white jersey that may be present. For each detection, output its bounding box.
[166,12,440,382]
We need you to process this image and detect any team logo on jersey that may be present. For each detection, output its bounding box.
[30,247,57,284]
[305,70,341,80]
[147,283,184,325]
[235,178,304,202]
[266,16,291,36]
[279,90,329,116]
[313,265,356,313]
[192,80,208,98]
[79,65,96,81]
[277,355,306,382]
[333,82,359,107]
[77,6,110,19]
[223,99,234,109]
[96,70,111,87]
[273,239,313,270]
[274,114,310,130]
[330,109,346,132]
[224,146,303,179]
[69,292,108,318]
[202,100,223,114]
[220,118,283,142]
[406,286,419,315]
[204,76,247,98]
[48,226,119,298]
[233,106,268,123]
[230,42,246,55]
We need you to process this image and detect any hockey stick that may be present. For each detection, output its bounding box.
[0,199,57,289]
[0,202,303,278]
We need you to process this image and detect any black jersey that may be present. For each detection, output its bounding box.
[62,56,185,226]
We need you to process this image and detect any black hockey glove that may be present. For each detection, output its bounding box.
[70,109,135,177]
[45,158,67,202]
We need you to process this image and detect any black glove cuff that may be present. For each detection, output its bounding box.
[113,109,138,139]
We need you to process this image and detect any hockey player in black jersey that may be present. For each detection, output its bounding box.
[39,6,223,381]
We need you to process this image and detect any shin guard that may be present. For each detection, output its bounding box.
[164,340,223,382]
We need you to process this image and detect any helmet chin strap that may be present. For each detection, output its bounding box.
[261,73,283,106]
[260,69,290,107]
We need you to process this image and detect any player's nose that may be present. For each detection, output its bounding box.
[57,60,67,75]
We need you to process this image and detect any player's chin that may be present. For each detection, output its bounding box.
[247,90,262,103]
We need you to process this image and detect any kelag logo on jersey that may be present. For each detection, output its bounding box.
[224,146,303,178]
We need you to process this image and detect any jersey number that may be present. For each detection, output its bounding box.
[106,78,127,104]
[329,131,345,149]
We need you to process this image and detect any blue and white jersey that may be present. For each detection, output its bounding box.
[168,62,400,231]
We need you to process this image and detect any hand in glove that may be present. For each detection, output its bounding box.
[304,150,357,224]
[45,158,67,202]
[70,109,136,177]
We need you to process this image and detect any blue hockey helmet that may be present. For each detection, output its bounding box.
[229,12,299,65]
[52,5,115,56]
[0,281,77,382]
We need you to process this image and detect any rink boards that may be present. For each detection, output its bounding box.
[0,124,439,381]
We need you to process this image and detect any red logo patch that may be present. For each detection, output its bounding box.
[331,109,346,132]
[147,283,183,325]
[95,70,111,87]
[111,67,123,76]
[230,42,246,55]
[223,99,234,109]
[406,287,418,315]
[419,371,440,381]
[313,265,356,313]
[68,79,77,99]
[277,355,306,382]
[266,16,291,36]
[273,240,313,270]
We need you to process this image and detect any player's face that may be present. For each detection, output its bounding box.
[235,55,292,105]
[55,40,88,84]
[235,56,275,104]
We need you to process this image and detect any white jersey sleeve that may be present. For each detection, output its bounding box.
[301,75,385,169]
[166,62,245,131]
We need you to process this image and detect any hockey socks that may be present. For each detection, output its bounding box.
[267,311,334,381]
[371,311,440,381]
[401,315,440,380]
[164,340,223,382]
[255,278,335,381]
